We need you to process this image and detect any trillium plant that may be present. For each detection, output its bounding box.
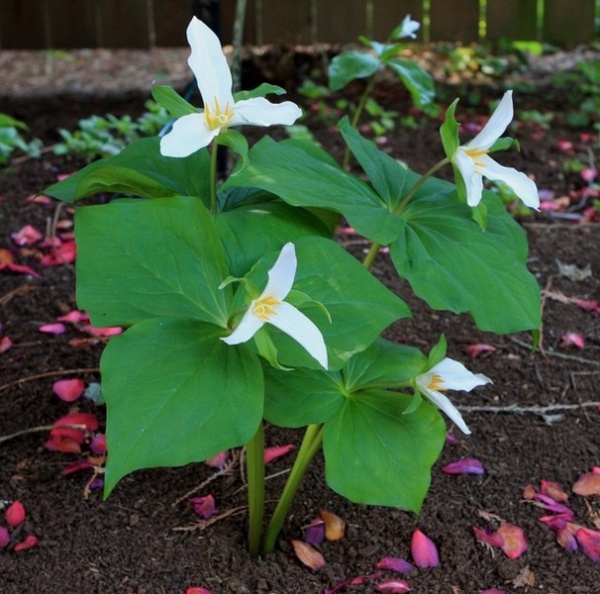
[45,16,541,558]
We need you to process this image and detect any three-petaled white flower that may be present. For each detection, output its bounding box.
[416,358,491,434]
[160,17,302,157]
[453,90,539,209]
[221,243,328,369]
[396,14,420,39]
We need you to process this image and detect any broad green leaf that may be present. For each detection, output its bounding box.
[75,195,230,328]
[45,137,211,206]
[152,84,199,118]
[440,99,460,159]
[324,393,445,510]
[217,128,248,169]
[234,83,286,101]
[241,236,411,370]
[328,50,380,91]
[102,319,263,495]
[216,199,330,277]
[386,59,435,108]
[390,190,541,333]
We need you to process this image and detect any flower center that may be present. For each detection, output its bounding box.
[465,147,488,169]
[252,295,281,322]
[204,97,235,130]
[427,373,446,392]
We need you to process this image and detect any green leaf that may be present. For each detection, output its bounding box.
[216,128,248,169]
[45,137,211,206]
[151,84,199,118]
[324,393,445,510]
[426,335,447,367]
[328,51,380,91]
[440,99,460,159]
[102,319,263,495]
[234,83,286,101]
[390,189,541,333]
[75,195,231,328]
[386,59,436,108]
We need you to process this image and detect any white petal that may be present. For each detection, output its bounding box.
[186,17,234,110]
[231,97,302,127]
[221,307,264,345]
[477,154,540,210]
[466,90,514,151]
[454,148,484,206]
[399,14,420,39]
[267,301,328,369]
[421,387,471,435]
[429,358,492,392]
[160,113,217,157]
[262,242,297,301]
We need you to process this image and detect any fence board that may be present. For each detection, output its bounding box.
[0,0,48,49]
[315,0,367,43]
[95,0,150,48]
[543,0,596,46]
[372,0,424,41]
[487,0,538,41]
[253,0,313,44]
[430,0,479,42]
[153,0,192,46]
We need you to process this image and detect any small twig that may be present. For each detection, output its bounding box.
[0,424,90,445]
[508,337,600,369]
[171,450,241,507]
[172,505,248,531]
[0,367,99,393]
[0,284,36,306]
[459,402,600,415]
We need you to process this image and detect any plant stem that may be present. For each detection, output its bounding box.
[261,423,324,555]
[246,422,265,559]
[362,241,381,270]
[342,76,376,170]
[394,157,450,214]
[209,143,219,215]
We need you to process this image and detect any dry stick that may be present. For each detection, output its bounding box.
[458,401,600,416]
[508,337,600,369]
[0,367,99,393]
[0,424,90,445]
[172,505,248,532]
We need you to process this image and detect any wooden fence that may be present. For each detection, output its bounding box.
[0,0,596,50]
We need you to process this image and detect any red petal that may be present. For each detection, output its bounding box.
[573,471,600,496]
[56,310,89,323]
[39,323,66,335]
[11,225,43,246]
[189,495,216,519]
[522,484,537,500]
[90,433,107,455]
[14,534,39,552]
[186,588,212,594]
[40,240,76,266]
[376,579,412,592]
[575,527,600,562]
[0,335,13,354]
[302,518,325,546]
[5,501,26,527]
[442,458,485,475]
[556,527,578,552]
[52,378,85,402]
[410,529,439,568]
[264,444,294,464]
[496,524,528,559]
[81,324,123,337]
[472,526,504,548]
[291,540,326,570]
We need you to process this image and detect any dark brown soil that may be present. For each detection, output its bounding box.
[1,65,600,594]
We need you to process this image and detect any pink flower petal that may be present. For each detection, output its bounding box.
[538,512,573,530]
[575,527,600,562]
[14,534,39,552]
[264,444,294,464]
[324,572,382,594]
[410,529,439,568]
[0,526,10,548]
[81,324,123,337]
[560,333,585,349]
[0,249,40,277]
[302,518,325,546]
[189,495,216,519]
[39,323,66,335]
[320,509,345,541]
[496,524,528,559]
[40,240,76,266]
[52,378,85,402]
[56,310,89,323]
[376,557,414,574]
[5,501,26,527]
[573,471,600,496]
[442,458,485,475]
[445,431,459,445]
[479,590,505,594]
[11,225,43,246]
[581,168,597,183]
[465,343,496,358]
[291,539,326,570]
[556,527,578,552]
[0,335,13,354]
[573,299,599,311]
[540,480,569,503]
[472,526,504,548]
[186,588,212,594]
[60,459,95,476]
[533,493,575,516]
[376,579,412,592]
[90,433,107,455]
[204,451,228,469]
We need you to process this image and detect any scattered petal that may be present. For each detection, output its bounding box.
[573,470,600,497]
[473,526,504,548]
[556,527,578,552]
[538,513,573,530]
[533,493,575,517]
[189,495,216,519]
[45,411,99,452]
[39,323,66,335]
[522,484,537,500]
[581,168,597,183]
[90,433,107,455]
[40,240,76,266]
[560,333,585,349]
[5,501,26,527]
[324,572,382,594]
[442,458,485,475]
[410,529,439,568]
[11,225,43,246]
[0,248,39,277]
[376,557,414,574]
[81,324,123,338]
[0,335,13,354]
[465,343,496,358]
[14,534,39,552]
[302,518,325,546]
[0,526,10,548]
[264,444,294,464]
[575,527,600,562]
[186,588,212,594]
[291,539,326,570]
[445,431,459,445]
[496,524,528,559]
[319,510,346,541]
[61,459,95,476]
[376,579,412,593]
[52,378,85,402]
[540,480,569,503]
[204,451,228,469]
[479,590,504,594]
[56,310,89,323]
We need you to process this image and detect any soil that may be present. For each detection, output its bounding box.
[1,48,600,594]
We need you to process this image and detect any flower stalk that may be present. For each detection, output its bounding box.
[246,422,265,559]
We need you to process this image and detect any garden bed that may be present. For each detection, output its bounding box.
[1,48,600,593]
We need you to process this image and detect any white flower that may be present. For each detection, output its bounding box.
[453,90,539,209]
[221,243,328,369]
[160,17,302,157]
[397,14,420,39]
[416,358,491,434]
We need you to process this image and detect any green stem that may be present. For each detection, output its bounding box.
[395,157,450,214]
[261,423,324,555]
[342,76,377,170]
[362,241,381,270]
[209,143,219,215]
[246,422,265,559]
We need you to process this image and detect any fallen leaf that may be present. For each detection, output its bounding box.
[320,509,345,541]
[442,458,485,475]
[410,529,439,568]
[496,524,528,559]
[573,471,600,497]
[291,539,326,570]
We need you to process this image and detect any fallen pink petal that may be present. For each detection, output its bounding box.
[472,526,504,549]
[580,167,597,183]
[575,527,600,562]
[522,484,537,500]
[479,589,505,594]
[264,443,294,464]
[60,459,95,476]
[376,578,412,592]
[559,332,585,349]
[5,501,26,528]
[81,324,123,338]
[0,248,40,277]
[14,534,39,552]
[90,433,107,455]
[185,588,212,594]
[324,572,382,594]
[442,458,485,475]
[302,518,325,546]
[538,512,573,530]
[465,343,496,358]
[556,527,578,552]
[540,480,569,503]
[572,470,600,497]
[52,378,85,402]
[291,539,326,570]
[40,239,76,266]
[376,557,414,574]
[204,451,228,469]
[189,495,216,519]
[39,323,66,335]
[410,529,439,568]
[56,310,89,323]
[11,224,43,246]
[0,335,13,354]
[496,524,528,559]
[533,493,574,516]
[0,526,10,548]
[320,509,346,541]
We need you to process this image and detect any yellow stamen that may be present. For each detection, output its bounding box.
[204,96,235,130]
[465,147,488,169]
[252,295,280,322]
[427,373,446,392]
